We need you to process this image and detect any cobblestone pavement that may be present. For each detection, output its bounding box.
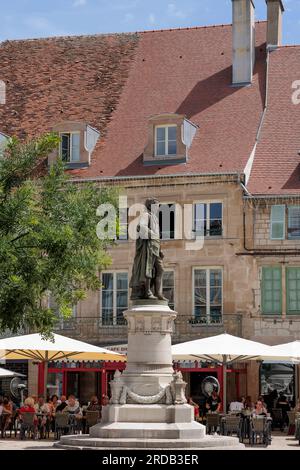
[0,433,299,450]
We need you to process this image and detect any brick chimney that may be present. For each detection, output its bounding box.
[232,0,256,86]
[266,0,284,49]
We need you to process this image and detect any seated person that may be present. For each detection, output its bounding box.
[19,397,36,415]
[56,395,68,412]
[1,398,13,435]
[257,395,268,410]
[229,397,244,413]
[244,396,254,412]
[63,395,82,421]
[276,393,290,427]
[18,397,38,437]
[86,396,101,413]
[34,395,50,414]
[34,395,50,437]
[205,390,221,413]
[252,400,267,417]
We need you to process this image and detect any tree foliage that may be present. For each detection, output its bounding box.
[0,134,118,335]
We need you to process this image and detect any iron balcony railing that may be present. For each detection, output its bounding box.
[53,313,243,339]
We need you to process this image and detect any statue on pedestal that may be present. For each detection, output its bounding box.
[130,198,167,301]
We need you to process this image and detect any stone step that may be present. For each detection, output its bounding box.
[55,434,245,450]
[90,421,205,439]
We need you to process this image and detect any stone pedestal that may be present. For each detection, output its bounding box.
[121,301,176,397]
[56,301,243,449]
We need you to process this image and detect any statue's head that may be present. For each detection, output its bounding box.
[145,198,159,212]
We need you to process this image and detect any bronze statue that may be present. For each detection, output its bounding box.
[130,198,167,301]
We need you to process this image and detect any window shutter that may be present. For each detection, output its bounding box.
[71,134,80,162]
[288,206,300,240]
[261,267,282,315]
[270,205,285,240]
[286,267,300,315]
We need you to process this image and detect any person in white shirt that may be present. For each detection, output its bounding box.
[229,398,244,413]
[34,396,50,415]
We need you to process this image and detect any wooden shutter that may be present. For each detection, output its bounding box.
[261,267,282,315]
[286,267,300,315]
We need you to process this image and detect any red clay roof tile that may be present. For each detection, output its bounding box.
[248,46,300,195]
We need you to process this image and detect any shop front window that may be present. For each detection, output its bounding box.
[260,362,295,409]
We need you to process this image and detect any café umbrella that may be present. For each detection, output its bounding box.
[0,333,126,395]
[0,367,24,377]
[270,341,300,400]
[171,333,276,413]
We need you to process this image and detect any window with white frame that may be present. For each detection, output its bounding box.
[159,203,176,240]
[155,125,177,156]
[270,205,300,240]
[60,132,80,162]
[288,207,300,240]
[193,203,223,237]
[163,270,175,310]
[101,272,128,326]
[193,268,222,324]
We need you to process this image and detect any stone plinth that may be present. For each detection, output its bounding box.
[120,301,177,397]
[56,301,243,449]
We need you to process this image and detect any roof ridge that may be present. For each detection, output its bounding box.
[138,20,267,34]
[0,20,267,45]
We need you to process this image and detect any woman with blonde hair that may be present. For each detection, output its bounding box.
[18,397,38,439]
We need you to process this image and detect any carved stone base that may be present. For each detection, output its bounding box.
[100,404,194,425]
[55,302,245,449]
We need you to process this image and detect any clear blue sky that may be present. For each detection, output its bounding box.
[0,0,299,44]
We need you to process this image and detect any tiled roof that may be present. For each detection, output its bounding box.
[0,24,267,180]
[0,34,139,139]
[248,46,300,195]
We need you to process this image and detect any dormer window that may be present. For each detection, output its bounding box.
[143,113,197,166]
[60,132,80,162]
[49,121,100,169]
[155,125,177,156]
